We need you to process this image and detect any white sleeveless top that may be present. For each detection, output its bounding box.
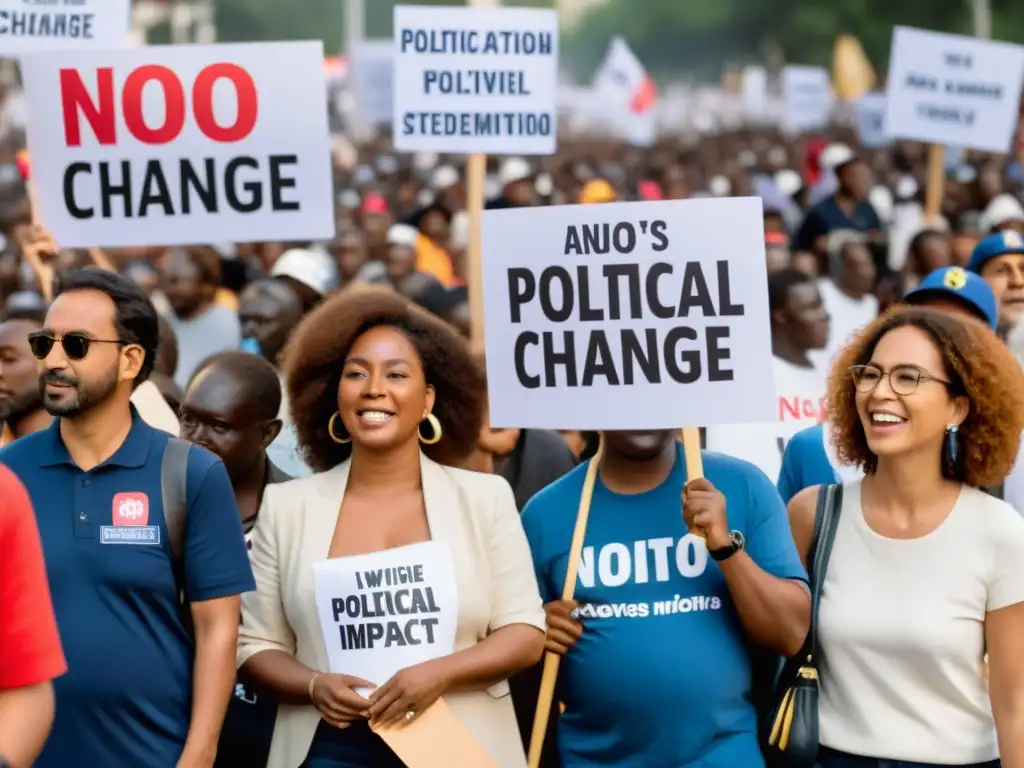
[818,480,1024,762]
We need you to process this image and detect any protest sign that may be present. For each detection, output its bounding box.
[481,198,777,431]
[856,91,888,148]
[314,541,458,694]
[782,65,833,132]
[392,4,559,155]
[1,0,129,55]
[20,41,333,248]
[352,40,395,125]
[885,26,1024,153]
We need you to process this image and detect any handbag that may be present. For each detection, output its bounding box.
[764,483,843,768]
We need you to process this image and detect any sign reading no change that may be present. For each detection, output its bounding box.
[1,0,129,54]
[20,42,334,248]
[481,198,777,431]
[885,26,1024,153]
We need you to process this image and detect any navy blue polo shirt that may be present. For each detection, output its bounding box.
[0,408,255,768]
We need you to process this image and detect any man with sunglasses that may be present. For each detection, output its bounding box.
[0,268,254,768]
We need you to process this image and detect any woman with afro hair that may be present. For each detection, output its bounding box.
[237,286,546,768]
[788,306,1024,767]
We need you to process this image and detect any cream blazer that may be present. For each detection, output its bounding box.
[238,453,547,768]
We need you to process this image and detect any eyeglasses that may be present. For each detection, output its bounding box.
[849,364,951,396]
[28,331,123,361]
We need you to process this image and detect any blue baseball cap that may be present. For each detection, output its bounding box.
[967,229,1024,274]
[905,266,998,329]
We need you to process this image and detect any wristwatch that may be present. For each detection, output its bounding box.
[710,530,745,562]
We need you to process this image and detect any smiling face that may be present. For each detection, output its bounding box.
[336,325,435,453]
[854,325,967,461]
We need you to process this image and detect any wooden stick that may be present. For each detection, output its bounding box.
[924,143,945,222]
[527,435,605,768]
[466,153,486,352]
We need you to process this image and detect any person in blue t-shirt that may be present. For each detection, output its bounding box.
[521,430,809,767]
[0,268,254,768]
[777,265,998,503]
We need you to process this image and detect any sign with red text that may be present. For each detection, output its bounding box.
[20,42,334,248]
[1,0,129,55]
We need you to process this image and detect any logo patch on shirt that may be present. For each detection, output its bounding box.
[112,492,149,526]
[102,492,159,544]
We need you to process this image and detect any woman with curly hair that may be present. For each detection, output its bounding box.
[788,306,1024,768]
[236,286,546,768]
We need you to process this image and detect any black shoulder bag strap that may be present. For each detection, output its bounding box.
[161,438,193,631]
[805,483,844,667]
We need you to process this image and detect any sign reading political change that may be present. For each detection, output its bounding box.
[1,0,129,54]
[481,198,776,431]
[20,42,334,248]
[885,26,1024,153]
[392,4,558,155]
[314,541,458,694]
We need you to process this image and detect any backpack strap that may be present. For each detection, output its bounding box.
[161,438,192,606]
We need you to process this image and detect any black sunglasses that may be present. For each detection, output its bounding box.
[28,331,123,361]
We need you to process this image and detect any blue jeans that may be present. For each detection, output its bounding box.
[817,746,1001,768]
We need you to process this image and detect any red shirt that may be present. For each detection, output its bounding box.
[0,464,66,690]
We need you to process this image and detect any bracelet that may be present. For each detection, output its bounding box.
[308,672,321,702]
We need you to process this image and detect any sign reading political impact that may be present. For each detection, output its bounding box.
[1,0,129,54]
[885,26,1024,153]
[20,41,334,248]
[481,198,777,431]
[314,541,458,693]
[392,4,558,155]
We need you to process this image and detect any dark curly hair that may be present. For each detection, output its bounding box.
[283,285,486,472]
[827,306,1024,487]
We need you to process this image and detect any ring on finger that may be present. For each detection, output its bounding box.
[405,710,415,721]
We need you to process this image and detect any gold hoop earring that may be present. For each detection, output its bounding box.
[328,412,351,444]
[418,413,442,445]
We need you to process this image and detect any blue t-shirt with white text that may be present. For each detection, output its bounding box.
[521,443,806,768]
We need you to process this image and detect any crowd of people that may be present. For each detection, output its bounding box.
[3,92,1024,768]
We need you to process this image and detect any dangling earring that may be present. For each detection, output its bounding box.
[418,413,443,445]
[328,412,351,444]
[942,423,962,479]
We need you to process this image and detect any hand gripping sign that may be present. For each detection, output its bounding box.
[20,42,334,248]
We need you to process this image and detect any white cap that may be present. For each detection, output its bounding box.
[535,172,554,197]
[499,157,532,187]
[895,175,919,201]
[270,248,336,296]
[416,188,435,207]
[386,224,419,248]
[868,184,894,224]
[774,169,803,197]
[432,165,459,191]
[980,193,1024,234]
[820,143,857,171]
[708,175,732,197]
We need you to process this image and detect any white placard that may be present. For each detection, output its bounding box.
[856,91,888,148]
[392,4,558,155]
[314,542,458,695]
[352,40,394,125]
[1,0,129,54]
[481,198,777,431]
[884,26,1024,153]
[782,65,834,132]
[20,42,334,248]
